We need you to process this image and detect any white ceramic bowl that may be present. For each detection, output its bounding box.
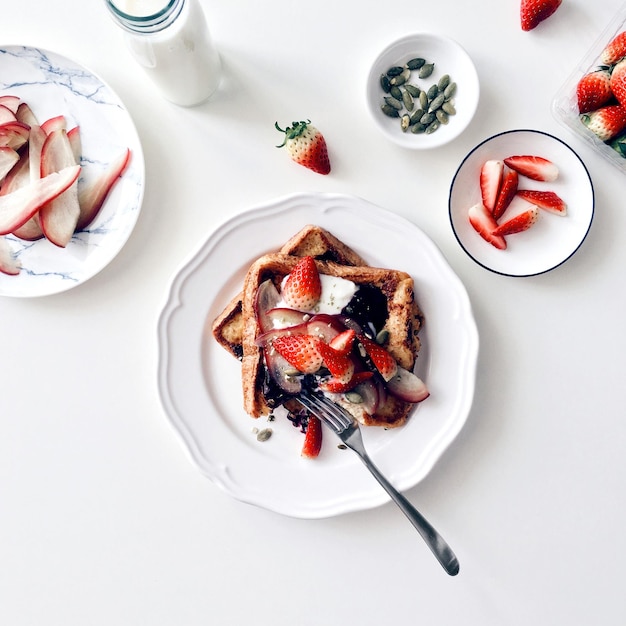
[366,33,479,149]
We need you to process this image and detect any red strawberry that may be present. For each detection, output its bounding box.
[319,371,374,394]
[492,168,518,220]
[272,334,322,374]
[576,68,613,114]
[317,341,354,384]
[479,159,503,213]
[468,202,507,250]
[516,190,567,215]
[581,104,626,141]
[358,335,397,382]
[275,120,331,175]
[610,58,626,109]
[520,0,562,31]
[301,415,322,458]
[503,155,559,182]
[328,328,356,355]
[493,207,539,236]
[282,256,322,311]
[601,31,626,65]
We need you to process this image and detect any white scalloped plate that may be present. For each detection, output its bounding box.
[157,193,478,519]
[0,45,144,297]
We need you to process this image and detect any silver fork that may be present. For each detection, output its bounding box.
[298,389,460,576]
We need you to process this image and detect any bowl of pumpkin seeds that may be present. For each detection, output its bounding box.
[366,33,479,148]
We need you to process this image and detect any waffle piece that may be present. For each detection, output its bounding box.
[239,253,423,427]
[212,225,366,359]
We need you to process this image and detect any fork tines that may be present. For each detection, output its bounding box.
[298,390,353,434]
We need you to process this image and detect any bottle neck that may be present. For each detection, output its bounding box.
[104,0,185,34]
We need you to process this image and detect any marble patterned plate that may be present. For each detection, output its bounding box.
[0,45,144,297]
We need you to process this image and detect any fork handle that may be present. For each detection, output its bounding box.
[355,451,460,576]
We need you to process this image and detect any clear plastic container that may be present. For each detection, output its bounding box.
[552,3,626,173]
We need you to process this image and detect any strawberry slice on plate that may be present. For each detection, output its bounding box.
[493,207,539,236]
[358,335,398,382]
[503,155,559,182]
[272,334,323,374]
[467,202,506,250]
[317,340,355,384]
[516,189,567,215]
[479,159,503,214]
[301,415,322,458]
[492,168,518,220]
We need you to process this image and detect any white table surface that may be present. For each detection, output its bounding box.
[3,1,626,624]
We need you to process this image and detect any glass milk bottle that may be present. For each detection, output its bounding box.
[104,0,221,106]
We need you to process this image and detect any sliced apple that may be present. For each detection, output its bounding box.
[39,129,80,247]
[0,235,20,275]
[0,148,30,196]
[28,124,46,182]
[16,101,38,127]
[76,148,131,230]
[41,115,66,135]
[0,165,80,235]
[0,147,19,183]
[0,121,30,151]
[386,366,430,403]
[0,104,17,125]
[0,95,21,114]
[67,126,81,164]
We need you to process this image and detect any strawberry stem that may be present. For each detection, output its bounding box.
[275,120,312,148]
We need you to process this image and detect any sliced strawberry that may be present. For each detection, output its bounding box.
[467,202,507,250]
[479,159,503,213]
[0,165,80,235]
[272,334,322,374]
[492,168,518,220]
[358,335,397,382]
[328,328,356,355]
[516,189,567,215]
[76,148,131,230]
[317,340,355,384]
[301,415,322,458]
[281,255,322,311]
[0,235,21,276]
[503,155,559,182]
[493,207,539,236]
[319,370,373,393]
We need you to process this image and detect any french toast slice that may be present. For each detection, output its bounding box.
[239,253,423,427]
[212,225,367,359]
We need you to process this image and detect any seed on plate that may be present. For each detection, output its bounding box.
[438,74,451,91]
[386,65,404,77]
[404,83,420,97]
[402,90,414,111]
[418,62,434,78]
[406,57,426,70]
[425,120,440,134]
[442,100,456,115]
[256,428,273,442]
[390,67,410,86]
[380,73,391,93]
[381,103,400,117]
[376,329,389,344]
[410,123,426,134]
[429,93,445,112]
[400,114,411,131]
[420,111,435,125]
[345,391,364,404]
[384,96,403,110]
[444,81,457,98]
[409,108,424,125]
[419,90,428,110]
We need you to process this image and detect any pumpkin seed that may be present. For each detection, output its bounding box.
[376,329,389,345]
[386,65,404,77]
[345,391,363,404]
[426,84,439,101]
[400,114,411,131]
[381,103,400,117]
[384,96,403,110]
[418,62,434,78]
[410,123,426,134]
[389,85,403,99]
[425,120,440,134]
[380,73,391,93]
[436,109,449,124]
[428,93,445,112]
[390,67,410,86]
[419,90,428,110]
[420,112,435,125]
[443,81,457,99]
[404,83,420,97]
[402,90,414,111]
[438,74,451,91]
[256,428,273,442]
[441,101,456,115]
[406,57,426,70]
[409,108,424,124]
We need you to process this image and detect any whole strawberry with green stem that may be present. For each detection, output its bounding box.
[581,104,626,141]
[275,120,331,175]
[576,67,613,114]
